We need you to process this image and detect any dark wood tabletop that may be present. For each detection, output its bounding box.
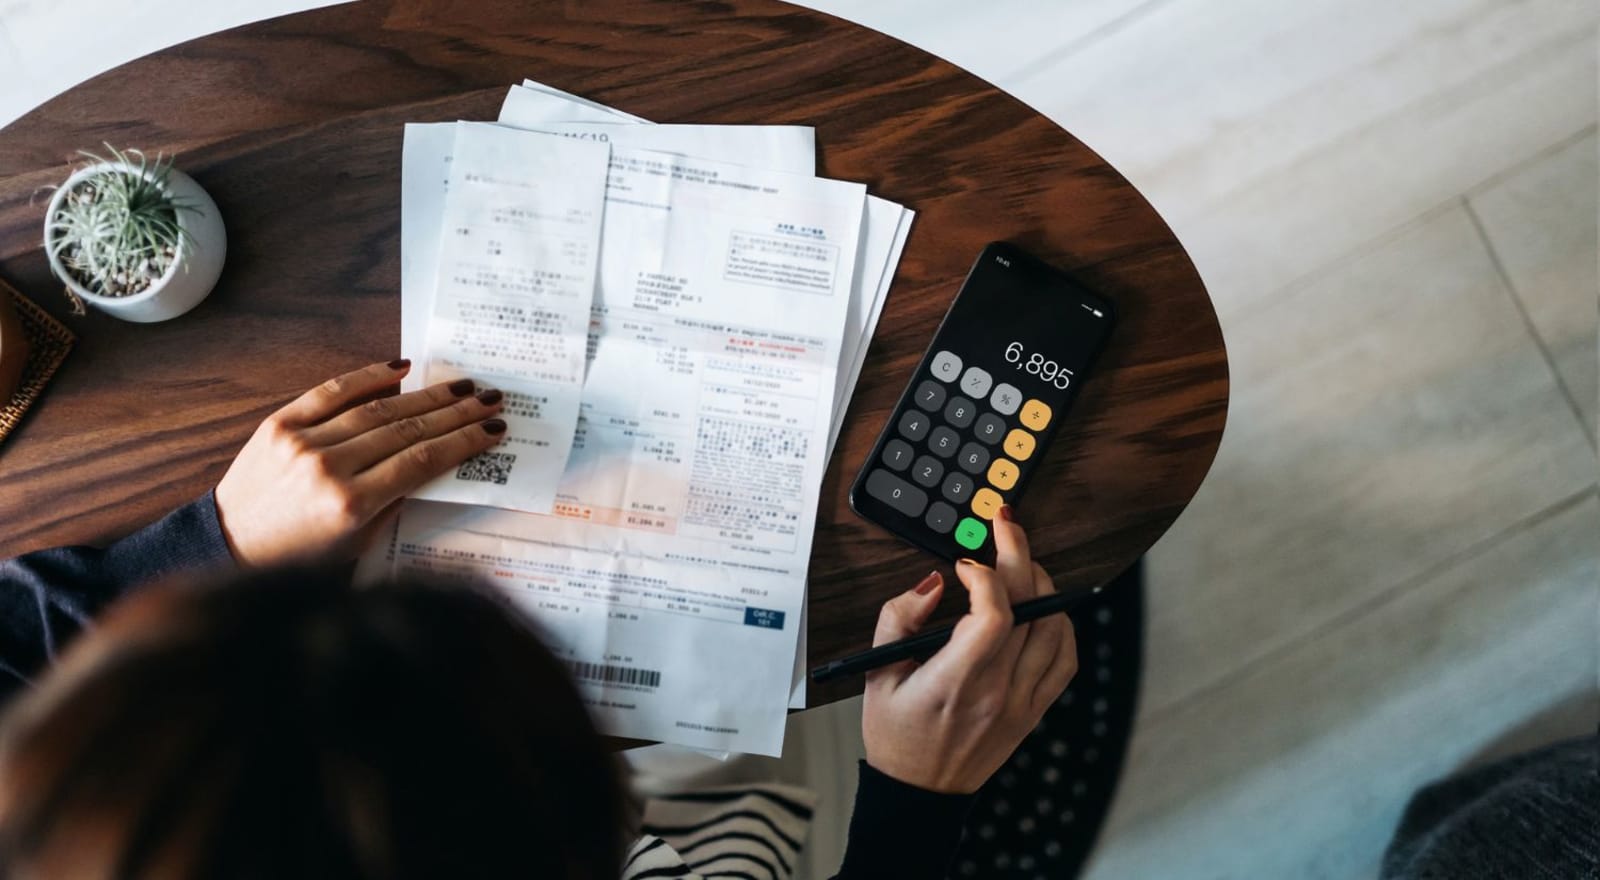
[0,0,1227,707]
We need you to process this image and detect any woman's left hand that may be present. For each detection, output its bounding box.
[214,359,505,567]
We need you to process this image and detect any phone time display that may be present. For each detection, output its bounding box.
[1004,341,1071,390]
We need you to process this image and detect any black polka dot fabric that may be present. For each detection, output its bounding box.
[950,561,1144,879]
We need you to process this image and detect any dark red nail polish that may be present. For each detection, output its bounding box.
[388,358,411,370]
[913,571,941,594]
[447,379,475,397]
[476,389,503,406]
[482,419,507,435]
[998,504,1015,523]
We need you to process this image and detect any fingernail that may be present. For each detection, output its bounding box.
[482,419,507,436]
[476,389,503,406]
[913,571,941,594]
[388,358,411,370]
[448,379,475,397]
[956,557,977,567]
[998,504,1015,523]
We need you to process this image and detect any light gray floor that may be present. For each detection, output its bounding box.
[782,1,1600,877]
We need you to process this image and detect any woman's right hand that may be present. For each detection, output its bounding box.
[214,359,505,567]
[860,507,1079,794]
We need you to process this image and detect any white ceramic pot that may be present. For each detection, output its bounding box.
[43,161,226,323]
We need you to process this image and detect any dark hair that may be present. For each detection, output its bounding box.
[0,567,630,879]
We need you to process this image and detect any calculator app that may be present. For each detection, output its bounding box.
[850,242,1114,562]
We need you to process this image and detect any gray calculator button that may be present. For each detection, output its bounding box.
[910,455,944,488]
[927,426,960,458]
[881,438,914,471]
[913,380,947,411]
[925,501,958,535]
[990,383,1022,416]
[929,350,963,383]
[897,409,931,441]
[956,442,990,474]
[865,468,928,517]
[943,396,975,428]
[973,413,1006,445]
[941,472,975,503]
[960,367,993,399]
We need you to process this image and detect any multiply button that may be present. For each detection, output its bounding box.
[929,350,963,383]
[959,367,993,399]
[990,383,1022,416]
[987,458,1019,491]
[971,487,1003,520]
[1004,429,1036,461]
[1020,399,1052,431]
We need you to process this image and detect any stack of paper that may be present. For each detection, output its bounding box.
[357,80,913,757]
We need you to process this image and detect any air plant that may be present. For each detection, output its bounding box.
[45,145,197,312]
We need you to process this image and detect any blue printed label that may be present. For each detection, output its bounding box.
[744,608,786,629]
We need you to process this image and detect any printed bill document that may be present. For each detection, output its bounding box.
[362,82,914,755]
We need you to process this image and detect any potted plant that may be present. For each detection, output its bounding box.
[43,146,225,323]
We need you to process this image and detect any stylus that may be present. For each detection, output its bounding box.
[809,583,1104,684]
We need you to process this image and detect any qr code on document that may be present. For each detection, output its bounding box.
[455,451,516,485]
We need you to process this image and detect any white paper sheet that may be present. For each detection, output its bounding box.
[503,82,917,709]
[394,148,866,755]
[406,124,611,512]
[0,0,352,132]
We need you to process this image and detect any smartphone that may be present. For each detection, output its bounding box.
[848,242,1115,562]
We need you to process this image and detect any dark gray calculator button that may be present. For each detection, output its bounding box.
[956,442,990,474]
[866,468,928,517]
[927,426,959,458]
[941,472,975,503]
[925,502,958,535]
[973,413,1006,445]
[943,396,976,428]
[897,409,931,441]
[910,455,944,488]
[913,380,947,411]
[881,439,914,471]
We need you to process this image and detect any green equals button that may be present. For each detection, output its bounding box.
[954,517,988,551]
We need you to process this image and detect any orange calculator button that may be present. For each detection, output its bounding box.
[971,487,1003,520]
[987,459,1019,491]
[1020,399,1052,431]
[1004,429,1036,461]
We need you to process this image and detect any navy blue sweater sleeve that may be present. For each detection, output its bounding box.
[831,760,977,879]
[0,491,235,702]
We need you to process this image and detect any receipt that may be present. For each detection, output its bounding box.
[392,149,866,755]
[408,124,610,513]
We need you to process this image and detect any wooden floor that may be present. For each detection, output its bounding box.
[782,1,1600,877]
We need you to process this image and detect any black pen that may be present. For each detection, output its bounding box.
[809,583,1104,683]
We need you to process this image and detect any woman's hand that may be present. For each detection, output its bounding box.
[214,359,505,567]
[861,507,1078,794]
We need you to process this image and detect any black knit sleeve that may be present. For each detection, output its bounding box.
[831,760,977,879]
[0,491,236,702]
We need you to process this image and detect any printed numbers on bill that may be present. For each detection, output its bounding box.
[456,451,517,485]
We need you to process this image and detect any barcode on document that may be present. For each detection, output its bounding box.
[455,451,516,485]
[567,660,662,689]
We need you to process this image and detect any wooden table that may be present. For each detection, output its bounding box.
[0,0,1227,707]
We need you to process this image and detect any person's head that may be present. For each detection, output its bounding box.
[0,567,629,879]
